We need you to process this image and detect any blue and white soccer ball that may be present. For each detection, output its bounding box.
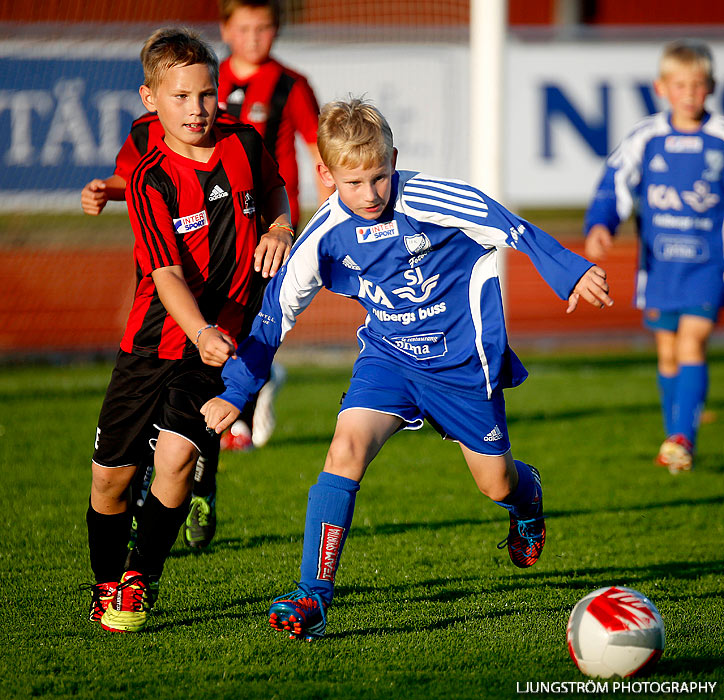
[567,586,665,678]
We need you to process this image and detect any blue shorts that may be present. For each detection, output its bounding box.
[643,304,719,332]
[339,360,510,455]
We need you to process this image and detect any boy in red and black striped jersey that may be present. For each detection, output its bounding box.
[218,0,333,229]
[82,110,245,554]
[86,27,292,633]
[83,109,277,551]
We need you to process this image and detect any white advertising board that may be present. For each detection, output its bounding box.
[2,36,723,210]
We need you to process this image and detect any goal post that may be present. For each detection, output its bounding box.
[469,0,508,306]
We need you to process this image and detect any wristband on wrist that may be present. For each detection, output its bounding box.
[195,324,218,347]
[268,222,295,236]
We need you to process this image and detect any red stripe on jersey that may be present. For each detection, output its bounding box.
[114,112,159,182]
[156,305,189,358]
[121,273,156,354]
[130,149,177,271]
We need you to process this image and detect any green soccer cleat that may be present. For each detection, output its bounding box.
[100,570,152,633]
[268,583,328,641]
[183,493,217,549]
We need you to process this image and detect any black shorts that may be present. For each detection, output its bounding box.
[92,350,224,468]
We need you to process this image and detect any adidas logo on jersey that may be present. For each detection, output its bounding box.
[342,255,361,271]
[208,185,229,201]
[483,424,503,442]
[649,154,668,172]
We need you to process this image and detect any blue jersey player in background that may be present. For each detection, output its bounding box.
[584,40,724,474]
[202,97,613,640]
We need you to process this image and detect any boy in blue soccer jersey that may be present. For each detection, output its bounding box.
[202,97,613,640]
[584,40,724,473]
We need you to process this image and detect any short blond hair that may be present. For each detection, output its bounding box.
[317,98,394,170]
[659,40,714,85]
[141,27,219,93]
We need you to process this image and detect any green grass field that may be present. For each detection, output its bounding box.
[1,351,723,700]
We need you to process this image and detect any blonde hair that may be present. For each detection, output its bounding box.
[317,98,394,170]
[218,0,280,27]
[659,40,714,85]
[141,27,219,93]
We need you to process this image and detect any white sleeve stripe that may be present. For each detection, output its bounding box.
[294,199,332,245]
[468,252,498,399]
[405,184,489,211]
[404,195,489,219]
[702,114,724,140]
[407,177,487,202]
[607,113,669,221]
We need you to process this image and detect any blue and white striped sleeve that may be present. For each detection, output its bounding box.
[401,173,592,300]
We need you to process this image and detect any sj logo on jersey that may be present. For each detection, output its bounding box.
[356,220,399,244]
[173,210,208,235]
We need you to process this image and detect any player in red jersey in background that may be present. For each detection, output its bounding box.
[218,0,332,229]
[217,0,333,450]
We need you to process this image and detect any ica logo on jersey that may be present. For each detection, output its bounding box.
[358,277,395,308]
[648,181,719,214]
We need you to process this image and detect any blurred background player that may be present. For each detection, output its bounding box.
[202,97,613,641]
[217,0,334,449]
[584,40,724,473]
[87,27,292,632]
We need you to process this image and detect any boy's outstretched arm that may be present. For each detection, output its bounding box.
[80,174,127,216]
[201,397,240,434]
[566,265,614,314]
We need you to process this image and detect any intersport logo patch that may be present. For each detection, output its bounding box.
[356,220,399,244]
[173,210,208,235]
[317,522,345,582]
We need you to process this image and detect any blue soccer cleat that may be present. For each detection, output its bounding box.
[497,465,546,568]
[268,582,328,641]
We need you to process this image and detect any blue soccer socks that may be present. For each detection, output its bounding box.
[299,471,360,603]
[657,371,678,437]
[672,363,708,444]
[494,460,541,520]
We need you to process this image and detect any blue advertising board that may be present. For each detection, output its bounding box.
[0,49,145,208]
